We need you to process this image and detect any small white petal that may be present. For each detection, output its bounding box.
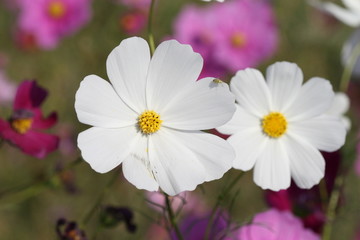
[289,115,346,152]
[285,77,334,121]
[254,139,291,191]
[284,135,325,189]
[149,128,206,196]
[146,40,203,112]
[164,129,234,181]
[342,0,360,13]
[230,68,271,117]
[217,104,258,135]
[310,0,360,27]
[327,92,350,116]
[106,37,150,113]
[75,75,137,128]
[228,128,268,171]
[162,78,235,130]
[78,126,138,173]
[266,62,303,112]
[122,134,159,191]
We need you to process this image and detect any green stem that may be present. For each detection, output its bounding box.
[204,172,244,240]
[321,174,345,240]
[0,158,82,207]
[339,40,360,92]
[147,0,156,55]
[82,170,119,225]
[164,193,184,240]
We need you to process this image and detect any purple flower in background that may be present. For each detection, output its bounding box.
[16,0,91,49]
[0,80,59,158]
[237,209,320,240]
[173,0,278,78]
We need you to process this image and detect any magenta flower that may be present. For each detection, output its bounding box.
[173,0,278,77]
[119,11,147,35]
[16,0,91,49]
[0,80,59,158]
[237,209,320,240]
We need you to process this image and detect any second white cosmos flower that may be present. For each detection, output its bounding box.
[217,61,346,191]
[75,37,236,196]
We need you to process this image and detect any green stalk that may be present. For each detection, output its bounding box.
[164,193,184,240]
[339,41,360,92]
[147,0,157,55]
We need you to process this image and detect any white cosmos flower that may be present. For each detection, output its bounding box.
[327,92,351,131]
[75,37,236,196]
[309,0,360,27]
[217,61,346,191]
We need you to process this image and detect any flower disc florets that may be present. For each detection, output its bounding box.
[261,112,287,138]
[138,110,162,134]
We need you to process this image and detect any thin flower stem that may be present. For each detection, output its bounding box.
[82,170,119,225]
[147,0,157,55]
[321,174,345,240]
[164,193,184,240]
[0,158,83,207]
[339,41,360,92]
[204,171,244,240]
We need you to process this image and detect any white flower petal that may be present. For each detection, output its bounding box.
[230,68,271,117]
[228,128,268,171]
[162,78,235,130]
[284,135,325,189]
[253,139,291,191]
[311,1,360,27]
[106,37,150,113]
[75,75,137,128]
[342,0,360,13]
[146,40,203,111]
[285,77,334,121]
[163,129,234,181]
[78,126,138,173]
[122,134,159,191]
[217,104,258,135]
[327,92,350,116]
[266,62,303,112]
[289,115,346,152]
[149,128,206,196]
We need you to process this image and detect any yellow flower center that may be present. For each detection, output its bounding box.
[11,118,33,134]
[48,1,66,19]
[138,110,162,134]
[231,33,247,48]
[261,112,287,138]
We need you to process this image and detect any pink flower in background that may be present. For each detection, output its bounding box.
[119,0,151,9]
[237,209,320,240]
[173,0,278,78]
[0,70,16,105]
[119,11,147,35]
[0,80,59,158]
[212,0,278,72]
[16,0,91,49]
[146,191,207,216]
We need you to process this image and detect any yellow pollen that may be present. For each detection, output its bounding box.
[261,112,287,138]
[138,110,162,134]
[11,118,33,134]
[48,1,66,19]
[231,33,247,48]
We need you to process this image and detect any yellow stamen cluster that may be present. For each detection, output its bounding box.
[138,110,162,134]
[231,33,247,48]
[48,1,66,19]
[261,112,287,138]
[11,118,33,134]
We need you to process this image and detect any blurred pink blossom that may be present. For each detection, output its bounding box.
[237,209,320,240]
[16,0,91,49]
[146,191,207,216]
[0,70,16,105]
[119,11,147,35]
[173,0,278,78]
